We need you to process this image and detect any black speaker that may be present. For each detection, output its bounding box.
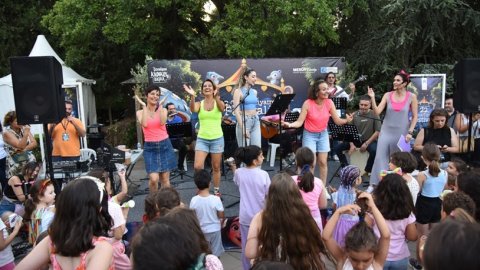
[454,59,480,114]
[10,56,65,124]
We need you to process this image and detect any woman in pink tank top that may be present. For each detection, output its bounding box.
[135,85,177,193]
[285,80,353,185]
[367,70,418,188]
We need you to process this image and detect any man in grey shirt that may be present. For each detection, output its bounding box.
[333,95,381,174]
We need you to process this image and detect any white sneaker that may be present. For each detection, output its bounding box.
[333,155,339,161]
[366,185,374,193]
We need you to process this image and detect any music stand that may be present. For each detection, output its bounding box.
[332,97,347,117]
[100,142,127,194]
[327,122,362,184]
[167,122,193,181]
[284,111,299,123]
[166,122,193,138]
[265,94,295,171]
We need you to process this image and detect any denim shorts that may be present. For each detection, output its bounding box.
[195,137,224,154]
[143,139,177,174]
[384,257,409,270]
[302,129,330,153]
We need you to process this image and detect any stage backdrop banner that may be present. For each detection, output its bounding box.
[147,58,346,120]
[407,74,446,131]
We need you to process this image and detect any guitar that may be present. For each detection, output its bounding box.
[261,120,280,139]
[332,75,368,98]
[260,112,299,139]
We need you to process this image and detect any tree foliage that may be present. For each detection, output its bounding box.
[2,0,480,122]
[209,0,343,58]
[337,0,480,93]
[0,0,55,75]
[41,0,209,123]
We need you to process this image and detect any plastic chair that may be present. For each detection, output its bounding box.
[266,142,281,167]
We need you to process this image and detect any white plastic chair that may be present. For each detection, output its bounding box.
[266,142,281,167]
[80,148,97,164]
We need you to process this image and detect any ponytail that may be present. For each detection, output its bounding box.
[422,143,441,177]
[236,67,255,89]
[23,179,51,222]
[298,164,314,192]
[23,196,36,222]
[294,147,316,192]
[345,196,378,253]
[428,160,441,177]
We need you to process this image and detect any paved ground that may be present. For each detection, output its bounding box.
[124,155,417,270]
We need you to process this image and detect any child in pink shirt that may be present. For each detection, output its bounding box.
[291,147,327,230]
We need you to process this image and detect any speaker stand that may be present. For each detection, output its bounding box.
[43,124,57,192]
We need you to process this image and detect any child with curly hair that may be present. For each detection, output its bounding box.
[389,151,420,205]
[373,174,417,269]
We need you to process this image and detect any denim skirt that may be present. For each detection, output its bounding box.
[143,139,177,174]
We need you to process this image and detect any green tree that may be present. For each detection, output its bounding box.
[208,0,345,58]
[0,0,56,75]
[336,0,480,93]
[42,0,209,124]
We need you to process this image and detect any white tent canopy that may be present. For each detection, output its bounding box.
[0,35,97,158]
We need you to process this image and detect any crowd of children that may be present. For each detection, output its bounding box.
[0,132,478,270]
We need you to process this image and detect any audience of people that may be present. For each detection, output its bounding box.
[3,81,480,270]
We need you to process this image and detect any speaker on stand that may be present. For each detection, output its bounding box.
[10,56,65,188]
[454,59,480,166]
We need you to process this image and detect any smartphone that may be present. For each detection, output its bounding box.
[8,213,18,226]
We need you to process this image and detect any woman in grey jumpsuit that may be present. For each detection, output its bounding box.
[367,71,418,186]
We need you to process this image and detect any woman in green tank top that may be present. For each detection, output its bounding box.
[184,79,225,196]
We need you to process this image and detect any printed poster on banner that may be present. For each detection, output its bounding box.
[407,74,446,132]
[146,58,346,125]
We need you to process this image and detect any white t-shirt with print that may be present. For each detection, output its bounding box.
[0,219,14,266]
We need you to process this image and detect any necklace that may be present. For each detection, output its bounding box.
[204,99,215,111]
[146,107,156,118]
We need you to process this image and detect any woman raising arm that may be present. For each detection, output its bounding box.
[367,70,418,188]
[184,80,225,196]
[135,85,175,192]
[232,67,260,147]
[285,80,352,185]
